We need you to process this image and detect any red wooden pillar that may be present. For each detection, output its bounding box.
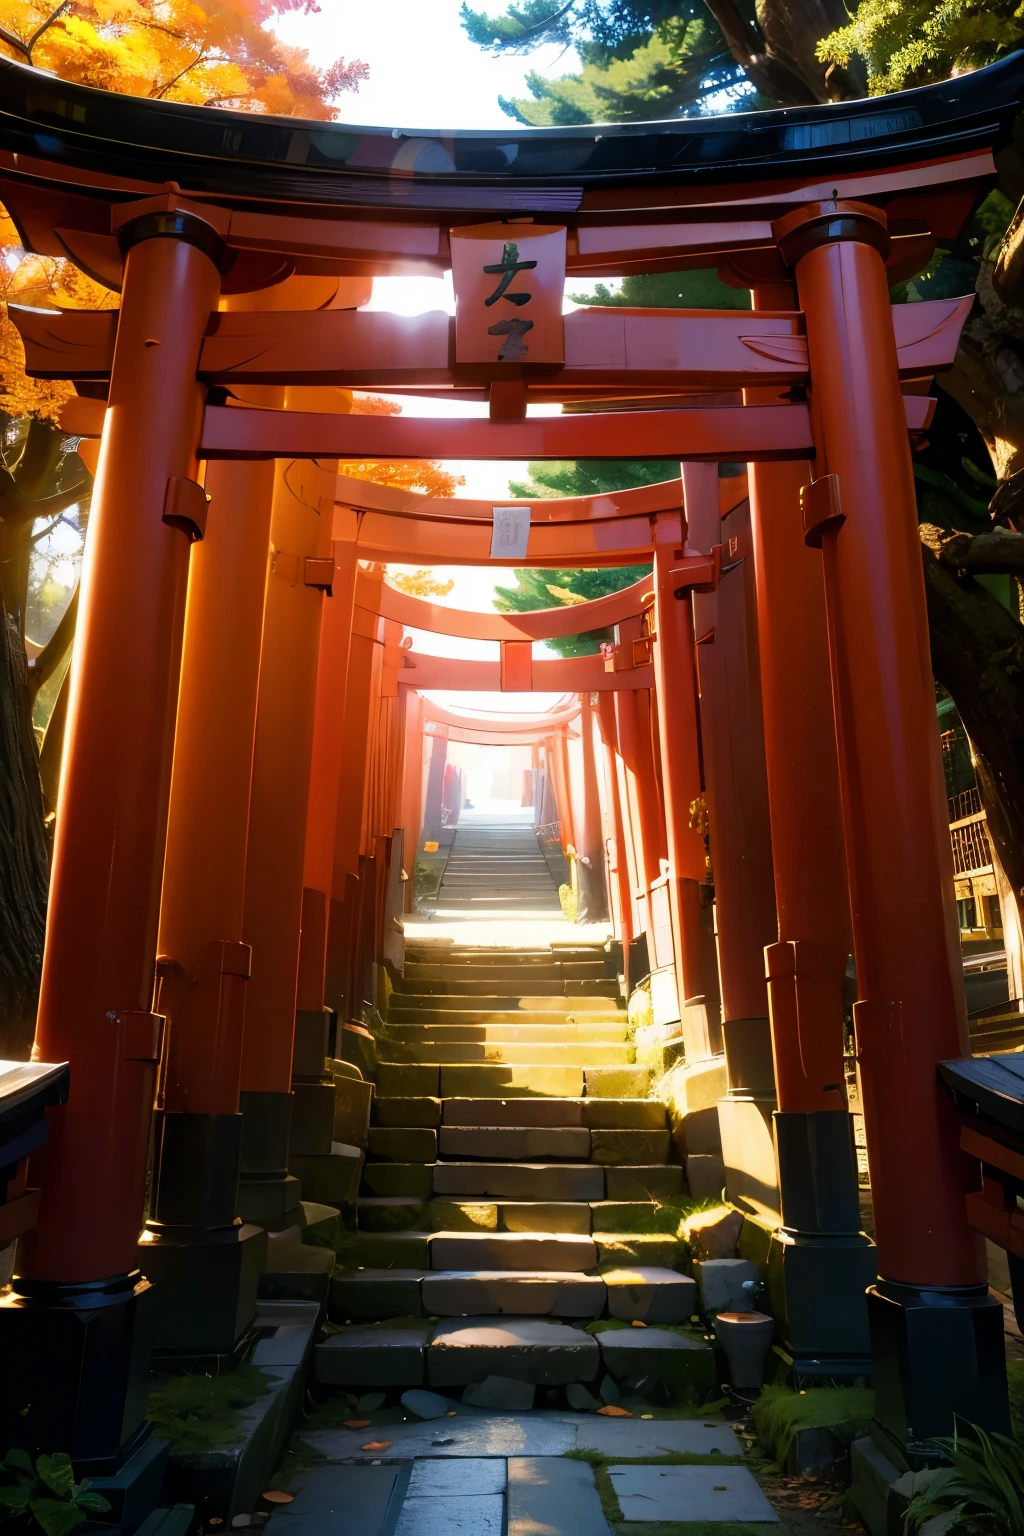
[652,513,718,1058]
[685,462,779,1218]
[400,688,426,910]
[1,203,226,1463]
[237,389,337,1228]
[736,270,874,1371]
[596,694,635,990]
[777,199,1006,1439]
[613,687,661,948]
[576,694,609,922]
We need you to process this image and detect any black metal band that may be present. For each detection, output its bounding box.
[116,208,232,274]
[777,209,891,269]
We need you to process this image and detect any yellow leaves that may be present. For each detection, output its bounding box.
[391,569,456,599]
[336,460,467,499]
[545,583,589,605]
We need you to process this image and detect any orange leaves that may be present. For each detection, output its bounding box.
[339,394,467,500]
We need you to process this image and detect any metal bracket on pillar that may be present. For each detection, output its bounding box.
[800,474,844,548]
[117,1010,165,1062]
[304,555,336,596]
[162,477,209,542]
[668,546,721,597]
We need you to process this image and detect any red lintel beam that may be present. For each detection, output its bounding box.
[422,701,580,734]
[200,402,813,462]
[401,651,652,692]
[16,296,972,389]
[373,571,653,641]
[351,508,668,567]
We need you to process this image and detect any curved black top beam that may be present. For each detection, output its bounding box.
[0,53,1021,213]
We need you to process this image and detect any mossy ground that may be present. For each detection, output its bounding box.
[146,1365,271,1454]
[750,1385,875,1467]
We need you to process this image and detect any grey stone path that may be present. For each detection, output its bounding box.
[270,1413,773,1533]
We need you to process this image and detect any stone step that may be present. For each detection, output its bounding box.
[593,1233,689,1268]
[433,1161,604,1201]
[430,1230,597,1272]
[404,962,611,982]
[422,1270,606,1318]
[441,1064,585,1097]
[589,1129,672,1165]
[437,1126,592,1160]
[361,1161,434,1198]
[394,977,620,998]
[442,1098,584,1128]
[427,1317,600,1388]
[387,1009,626,1027]
[604,1165,686,1201]
[366,1127,437,1163]
[391,993,624,1013]
[590,1200,683,1233]
[372,1096,442,1128]
[390,1041,633,1066]
[356,1195,683,1237]
[584,1066,651,1098]
[386,1023,628,1044]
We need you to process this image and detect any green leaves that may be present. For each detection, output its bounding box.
[27,1498,86,1536]
[0,1448,111,1536]
[905,1420,1024,1536]
[35,1454,75,1499]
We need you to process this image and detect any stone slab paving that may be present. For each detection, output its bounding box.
[263,1463,403,1536]
[507,1455,612,1536]
[609,1464,780,1523]
[301,1411,581,1461]
[576,1418,743,1457]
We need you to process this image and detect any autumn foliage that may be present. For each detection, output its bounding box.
[0,0,367,118]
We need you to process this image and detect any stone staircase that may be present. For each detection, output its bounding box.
[431,820,563,913]
[319,937,712,1401]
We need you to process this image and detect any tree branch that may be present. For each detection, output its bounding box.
[27,582,77,703]
[700,0,819,105]
[151,51,208,100]
[919,521,1024,577]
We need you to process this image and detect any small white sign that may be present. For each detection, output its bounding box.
[491,505,531,561]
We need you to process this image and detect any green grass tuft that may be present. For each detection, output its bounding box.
[147,1366,272,1454]
[1009,1359,1024,1443]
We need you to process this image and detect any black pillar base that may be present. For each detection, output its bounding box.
[869,1279,1009,1448]
[238,1090,302,1230]
[0,1270,154,1467]
[768,1110,875,1375]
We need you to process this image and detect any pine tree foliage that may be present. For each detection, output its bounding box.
[494,564,652,657]
[818,0,1024,95]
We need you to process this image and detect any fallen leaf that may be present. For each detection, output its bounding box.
[360,1441,394,1453]
[596,1405,633,1417]
[261,1493,293,1506]
[343,1420,372,1430]
[631,1320,647,1328]
[446,1411,457,1417]
[714,1486,728,1491]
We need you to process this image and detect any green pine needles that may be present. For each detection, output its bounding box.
[905,1422,1024,1536]
[0,1449,111,1536]
[818,0,1024,96]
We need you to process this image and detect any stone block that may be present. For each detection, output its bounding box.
[507,1456,611,1536]
[361,1162,434,1199]
[376,1063,440,1098]
[685,1206,744,1261]
[674,1107,722,1156]
[339,1024,378,1081]
[300,1200,343,1247]
[433,1162,604,1202]
[604,1165,683,1202]
[441,1065,585,1098]
[264,1227,337,1281]
[357,1197,427,1232]
[443,1098,583,1128]
[430,1231,596,1272]
[315,1322,431,1387]
[427,1317,600,1387]
[787,1426,847,1477]
[582,1099,667,1130]
[659,1056,728,1117]
[578,1419,742,1457]
[501,1202,590,1234]
[718,1096,781,1221]
[329,1068,373,1148]
[584,1066,650,1098]
[401,1389,454,1421]
[438,1126,591,1160]
[594,1234,687,1269]
[290,1143,364,1206]
[685,1153,726,1201]
[425,1199,498,1232]
[849,1436,904,1536]
[697,1257,759,1314]
[608,1464,777,1523]
[336,1232,430,1270]
[374,1097,442,1128]
[462,1375,536,1410]
[422,1271,606,1319]
[590,1201,681,1234]
[590,1130,671,1166]
[366,1127,437,1163]
[603,1267,698,1324]
[330,1269,425,1320]
[598,1328,716,1394]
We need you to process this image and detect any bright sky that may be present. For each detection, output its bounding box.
[271,0,582,133]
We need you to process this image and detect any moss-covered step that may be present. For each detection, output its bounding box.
[581,1099,668,1130]
[429,1231,597,1273]
[589,1200,683,1234]
[584,1066,651,1098]
[604,1165,684,1201]
[596,1325,716,1395]
[366,1127,437,1163]
[375,1063,439,1098]
[427,1317,601,1387]
[437,1126,591,1160]
[590,1129,672,1166]
[440,1064,584,1098]
[421,1270,606,1318]
[335,1232,430,1270]
[397,1042,632,1066]
[328,1066,373,1148]
[330,1269,425,1320]
[388,1022,628,1042]
[432,1162,604,1201]
[360,1162,434,1199]
[595,1233,689,1269]
[603,1267,699,1324]
[356,1197,428,1232]
[372,1096,442,1128]
[499,1201,591,1234]
[423,1200,500,1232]
[315,1320,432,1386]
[442,1098,583,1128]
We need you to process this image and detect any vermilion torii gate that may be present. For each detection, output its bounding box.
[0,49,1019,1465]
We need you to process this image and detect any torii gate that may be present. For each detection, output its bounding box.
[0,48,1018,1464]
